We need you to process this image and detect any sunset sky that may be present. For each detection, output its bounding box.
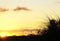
[0,0,60,36]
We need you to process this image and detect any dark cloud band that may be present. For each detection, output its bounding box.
[0,8,8,12]
[0,6,30,12]
[13,6,30,11]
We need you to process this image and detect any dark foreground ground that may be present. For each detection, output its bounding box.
[0,34,60,41]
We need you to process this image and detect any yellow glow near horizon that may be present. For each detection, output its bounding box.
[0,32,9,38]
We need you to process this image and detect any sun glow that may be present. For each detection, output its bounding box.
[0,32,10,38]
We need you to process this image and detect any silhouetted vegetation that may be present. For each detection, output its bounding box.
[0,18,60,41]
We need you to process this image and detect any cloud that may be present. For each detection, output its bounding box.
[0,6,31,12]
[13,6,30,11]
[54,1,60,4]
[56,2,60,4]
[52,1,60,5]
[0,8,8,12]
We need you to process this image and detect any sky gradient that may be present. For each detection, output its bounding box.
[0,0,60,36]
